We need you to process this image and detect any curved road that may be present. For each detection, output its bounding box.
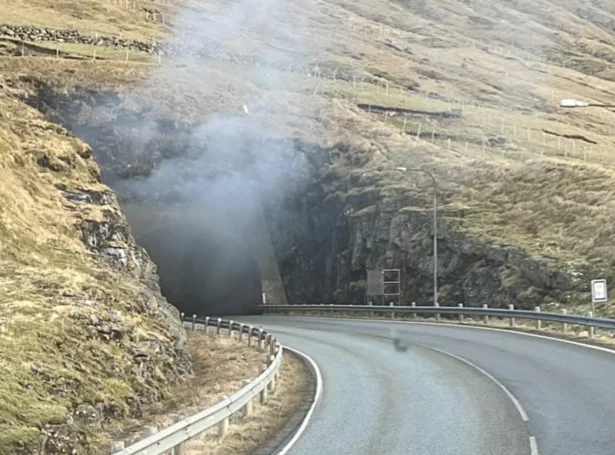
[239,316,615,455]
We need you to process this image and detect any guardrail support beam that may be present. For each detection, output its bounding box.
[390,301,395,319]
[216,318,222,335]
[239,324,244,341]
[248,326,253,346]
[205,316,210,333]
[535,307,541,330]
[218,417,229,438]
[482,304,489,324]
[435,302,440,322]
[191,314,197,331]
[260,364,269,404]
[229,320,234,337]
[457,303,464,322]
[509,305,515,327]
[589,311,595,338]
[562,309,568,332]
[243,399,253,417]
[411,302,416,319]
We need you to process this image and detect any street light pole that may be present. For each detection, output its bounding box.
[395,166,438,306]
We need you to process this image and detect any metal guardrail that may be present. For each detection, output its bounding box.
[259,304,615,334]
[112,317,282,455]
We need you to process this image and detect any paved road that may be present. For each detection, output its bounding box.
[239,316,615,455]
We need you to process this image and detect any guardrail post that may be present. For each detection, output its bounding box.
[218,417,229,438]
[535,307,541,330]
[508,305,515,327]
[562,309,568,332]
[390,301,395,319]
[259,328,265,350]
[482,304,489,324]
[268,354,276,392]
[229,320,234,337]
[216,318,222,335]
[260,364,269,404]
[458,303,464,322]
[191,314,197,331]
[172,416,185,455]
[368,301,373,318]
[248,326,253,346]
[435,302,440,322]
[205,316,210,333]
[243,398,253,417]
[269,336,276,355]
[588,311,595,338]
[239,324,244,341]
[411,302,416,319]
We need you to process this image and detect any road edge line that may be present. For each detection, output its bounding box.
[417,343,529,422]
[415,342,539,455]
[274,346,324,455]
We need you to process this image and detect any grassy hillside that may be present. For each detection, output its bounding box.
[2,0,615,449]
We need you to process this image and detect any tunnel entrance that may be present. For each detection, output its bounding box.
[130,216,263,316]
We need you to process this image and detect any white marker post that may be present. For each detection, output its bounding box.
[591,279,608,316]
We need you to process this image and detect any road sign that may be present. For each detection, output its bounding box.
[591,279,608,303]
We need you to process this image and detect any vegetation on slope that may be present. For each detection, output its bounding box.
[3,0,615,448]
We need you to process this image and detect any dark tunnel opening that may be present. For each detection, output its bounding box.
[133,221,263,316]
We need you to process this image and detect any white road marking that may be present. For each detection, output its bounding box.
[415,342,530,422]
[275,346,324,455]
[530,436,540,455]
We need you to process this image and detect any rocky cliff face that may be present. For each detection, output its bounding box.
[268,159,576,310]
[0,81,188,454]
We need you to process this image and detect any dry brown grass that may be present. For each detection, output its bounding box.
[184,349,311,455]
[108,330,312,455]
[0,0,172,39]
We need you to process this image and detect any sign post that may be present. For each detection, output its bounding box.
[591,279,608,316]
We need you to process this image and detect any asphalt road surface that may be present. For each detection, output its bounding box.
[238,316,615,455]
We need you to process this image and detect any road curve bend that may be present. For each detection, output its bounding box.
[238,316,615,455]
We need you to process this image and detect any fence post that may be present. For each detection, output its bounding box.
[588,311,595,338]
[228,320,234,337]
[411,302,416,319]
[509,304,515,327]
[205,316,210,333]
[435,302,440,322]
[216,318,222,335]
[535,307,541,330]
[191,314,196,331]
[260,364,269,404]
[482,304,489,324]
[390,301,395,319]
[239,324,244,341]
[248,326,253,346]
[562,309,568,332]
[458,303,464,322]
